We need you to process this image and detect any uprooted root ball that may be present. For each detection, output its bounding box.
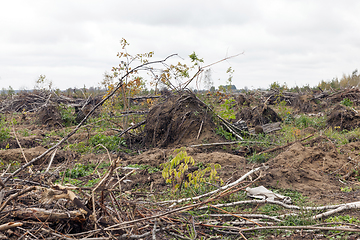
[143,92,219,147]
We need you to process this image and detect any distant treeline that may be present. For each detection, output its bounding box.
[318,69,360,90]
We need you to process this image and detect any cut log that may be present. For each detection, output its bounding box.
[249,122,281,134]
[12,207,85,222]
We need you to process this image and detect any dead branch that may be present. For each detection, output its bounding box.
[239,225,360,233]
[12,208,85,221]
[198,213,281,222]
[190,140,276,148]
[312,201,360,220]
[127,95,161,101]
[45,148,58,173]
[199,199,348,212]
[0,222,23,231]
[117,120,146,138]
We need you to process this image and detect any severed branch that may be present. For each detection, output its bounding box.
[312,201,360,220]
[127,95,161,101]
[11,122,32,174]
[45,148,58,173]
[117,120,146,138]
[239,225,360,233]
[190,140,276,148]
[0,222,23,231]
[12,208,85,222]
[199,199,349,212]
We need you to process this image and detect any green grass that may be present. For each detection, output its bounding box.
[66,133,126,153]
[271,188,308,205]
[324,127,360,146]
[126,164,160,174]
[60,162,110,179]
[294,114,326,130]
[215,126,237,141]
[247,152,272,163]
[89,133,126,151]
[17,128,31,137]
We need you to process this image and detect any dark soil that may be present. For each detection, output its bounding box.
[0,136,41,149]
[37,105,64,129]
[295,94,328,113]
[236,104,282,127]
[0,146,79,165]
[327,104,360,130]
[143,91,222,148]
[259,141,356,203]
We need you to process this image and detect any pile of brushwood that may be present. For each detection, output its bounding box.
[2,159,360,239]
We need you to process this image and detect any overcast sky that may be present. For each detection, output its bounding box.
[1,0,360,90]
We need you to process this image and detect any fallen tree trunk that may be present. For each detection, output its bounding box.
[12,207,85,222]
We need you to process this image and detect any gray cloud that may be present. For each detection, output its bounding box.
[1,0,360,90]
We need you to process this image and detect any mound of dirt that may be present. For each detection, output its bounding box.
[0,146,79,165]
[236,104,281,127]
[37,105,63,128]
[0,136,41,149]
[260,142,353,196]
[235,94,250,107]
[327,104,360,130]
[143,92,222,148]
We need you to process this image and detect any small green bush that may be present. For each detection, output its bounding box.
[0,116,11,143]
[248,152,270,163]
[161,148,222,193]
[219,98,236,120]
[59,104,77,127]
[341,98,353,107]
[215,126,236,141]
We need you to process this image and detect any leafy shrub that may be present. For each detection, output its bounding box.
[59,104,76,127]
[283,112,294,124]
[161,148,222,193]
[0,116,11,143]
[219,98,236,120]
[215,126,236,141]
[248,152,270,163]
[341,98,353,107]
